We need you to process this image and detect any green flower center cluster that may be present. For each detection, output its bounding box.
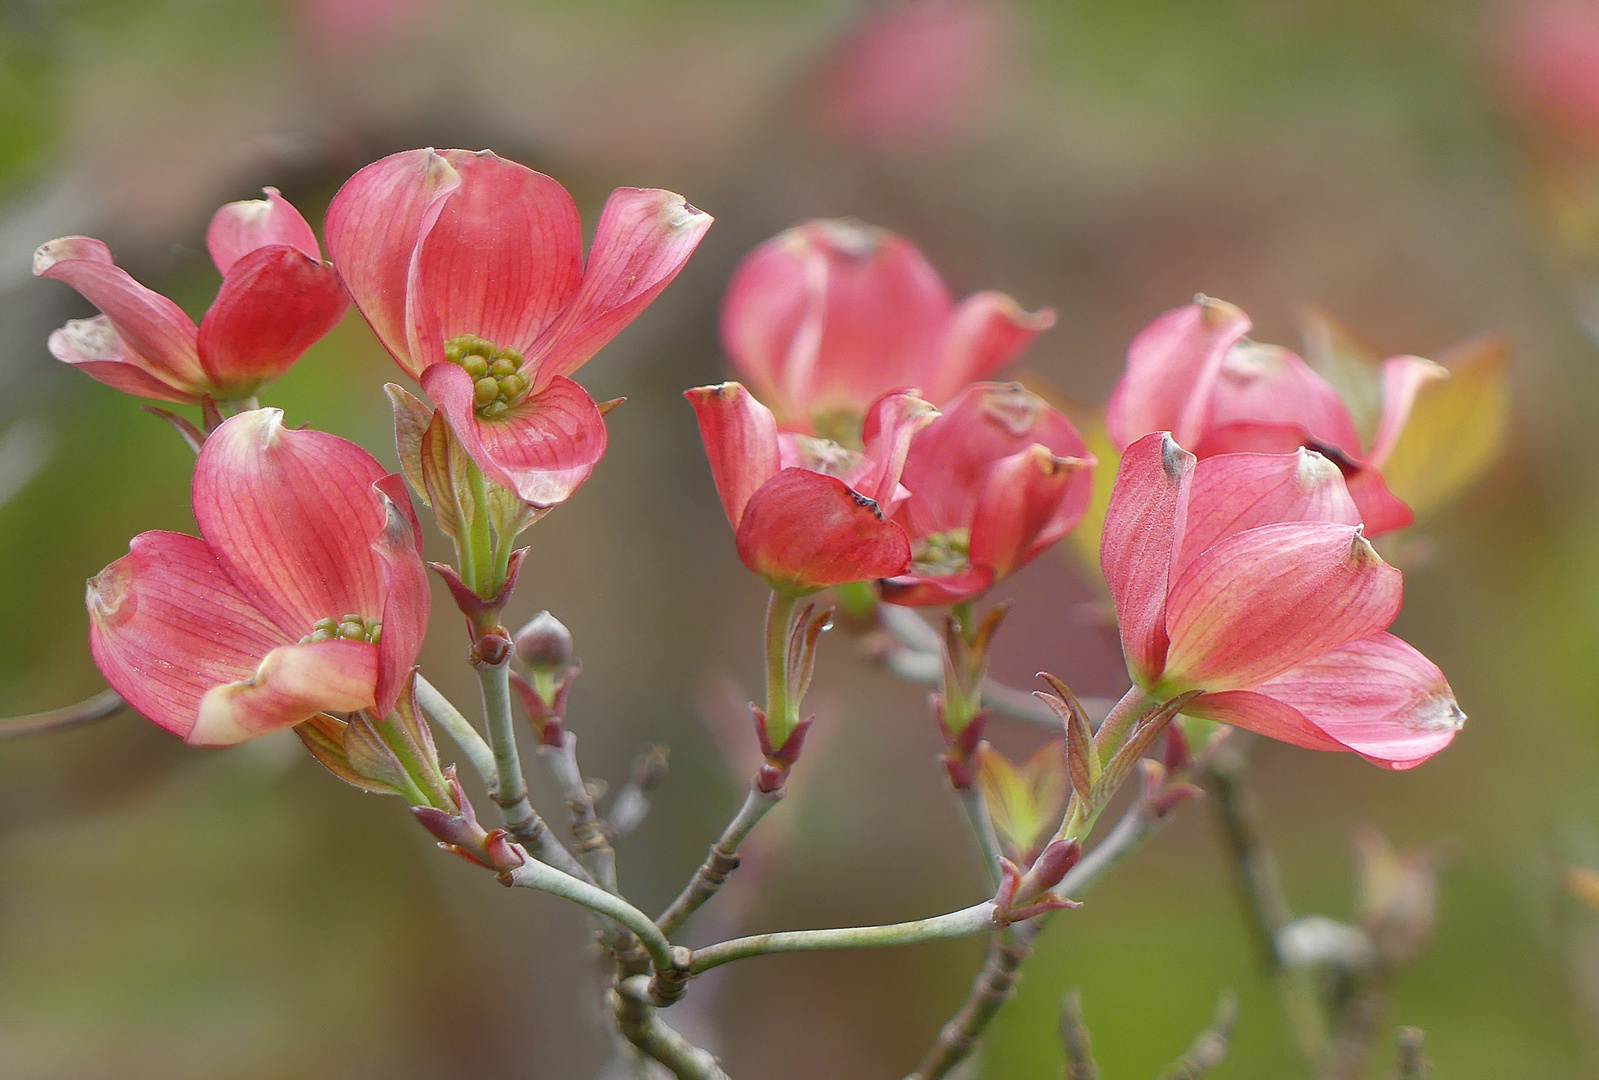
[910,529,971,577]
[444,334,527,420]
[301,614,382,645]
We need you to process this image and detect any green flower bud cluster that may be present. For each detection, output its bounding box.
[444,335,527,420]
[910,528,972,577]
[301,614,382,645]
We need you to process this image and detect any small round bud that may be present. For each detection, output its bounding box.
[481,400,509,420]
[498,373,527,400]
[498,347,523,366]
[462,355,489,380]
[474,377,500,406]
[514,610,573,673]
[309,628,335,643]
[338,620,366,640]
[443,342,462,364]
[489,357,517,379]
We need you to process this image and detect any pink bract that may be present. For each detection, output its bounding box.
[326,148,712,507]
[1099,432,1463,769]
[86,409,429,746]
[686,381,936,595]
[1104,297,1443,536]
[33,188,347,405]
[880,382,1095,606]
[720,218,1051,434]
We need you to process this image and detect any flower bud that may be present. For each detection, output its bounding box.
[515,610,574,674]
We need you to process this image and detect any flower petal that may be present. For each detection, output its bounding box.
[47,316,201,404]
[33,236,204,391]
[206,187,322,275]
[878,564,995,606]
[532,187,713,381]
[1366,354,1448,468]
[87,531,287,740]
[423,366,607,508]
[684,381,781,529]
[1175,448,1361,580]
[1104,297,1250,451]
[968,443,1094,581]
[414,150,584,353]
[197,246,348,395]
[1258,632,1463,769]
[1207,341,1363,453]
[370,475,430,716]
[735,467,911,593]
[1099,432,1194,687]
[192,409,391,636]
[191,640,378,746]
[1163,522,1402,690]
[852,390,939,509]
[925,291,1054,405]
[325,148,462,379]
[1182,691,1346,752]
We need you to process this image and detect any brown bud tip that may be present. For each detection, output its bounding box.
[514,610,574,672]
[473,631,513,666]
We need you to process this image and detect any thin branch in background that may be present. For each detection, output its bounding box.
[1154,992,1237,1080]
[540,730,621,894]
[1391,1027,1428,1080]
[1059,989,1099,1080]
[608,743,670,840]
[612,977,730,1080]
[655,781,783,937]
[0,688,126,739]
[905,932,1034,1080]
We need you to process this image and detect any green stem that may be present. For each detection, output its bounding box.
[464,460,496,599]
[957,785,1005,889]
[764,590,801,749]
[655,781,783,936]
[687,901,1000,975]
[501,856,675,972]
[1095,686,1155,755]
[374,711,453,810]
[413,674,497,786]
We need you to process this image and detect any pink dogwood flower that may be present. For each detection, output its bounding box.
[1100,432,1463,769]
[326,148,712,507]
[86,409,429,746]
[34,188,347,405]
[1105,297,1444,536]
[880,383,1095,606]
[721,219,1052,438]
[686,381,936,595]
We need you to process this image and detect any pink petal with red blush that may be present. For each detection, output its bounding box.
[968,444,1093,580]
[207,187,322,274]
[1099,432,1194,687]
[879,565,995,607]
[533,187,712,382]
[852,390,938,508]
[47,316,202,405]
[192,640,378,746]
[415,150,583,353]
[1105,297,1250,451]
[684,381,781,529]
[1182,690,1347,752]
[1207,342,1363,452]
[425,365,606,508]
[926,291,1053,405]
[1366,354,1447,467]
[736,467,911,594]
[370,476,431,717]
[1163,522,1402,690]
[197,246,348,395]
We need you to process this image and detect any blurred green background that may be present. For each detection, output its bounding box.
[0,0,1593,1076]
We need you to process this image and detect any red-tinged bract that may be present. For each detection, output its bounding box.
[686,381,936,595]
[721,219,1051,437]
[880,383,1095,606]
[326,148,712,507]
[1104,297,1444,536]
[86,409,429,746]
[1100,432,1463,769]
[34,188,347,405]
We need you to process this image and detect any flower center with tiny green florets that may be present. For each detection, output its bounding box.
[910,529,971,577]
[444,334,528,420]
[301,614,382,645]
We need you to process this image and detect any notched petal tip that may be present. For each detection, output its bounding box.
[33,236,112,276]
[1409,693,1466,733]
[1158,431,1194,480]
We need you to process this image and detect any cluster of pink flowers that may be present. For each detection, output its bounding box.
[35,146,1462,770]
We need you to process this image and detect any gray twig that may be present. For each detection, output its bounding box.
[0,688,125,739]
[1155,992,1237,1080]
[1059,989,1098,1080]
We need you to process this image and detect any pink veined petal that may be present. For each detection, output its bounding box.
[369,476,430,717]
[735,467,912,594]
[924,291,1054,406]
[425,365,607,508]
[33,237,204,391]
[191,640,378,746]
[1163,522,1402,691]
[1258,632,1464,770]
[531,187,713,383]
[1175,449,1361,580]
[879,564,995,607]
[968,443,1094,582]
[1207,341,1363,453]
[1104,297,1250,451]
[325,148,462,379]
[851,390,939,508]
[1182,691,1347,752]
[192,409,391,636]
[1099,432,1195,687]
[899,382,1089,536]
[1366,354,1448,467]
[207,187,322,275]
[86,531,288,740]
[196,246,349,395]
[413,150,584,354]
[684,381,781,529]
[47,316,202,404]
[719,228,827,420]
[1343,466,1414,538]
